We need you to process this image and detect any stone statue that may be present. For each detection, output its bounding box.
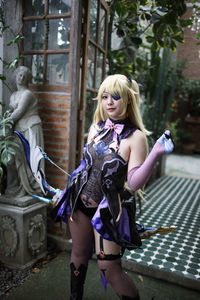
[5,66,44,198]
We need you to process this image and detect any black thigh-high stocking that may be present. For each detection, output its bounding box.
[68,209,94,300]
[69,209,94,267]
[94,230,139,300]
[98,258,139,299]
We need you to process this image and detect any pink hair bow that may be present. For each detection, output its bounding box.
[104,119,124,142]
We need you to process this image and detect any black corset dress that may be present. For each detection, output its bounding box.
[52,118,142,250]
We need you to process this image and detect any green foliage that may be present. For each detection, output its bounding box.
[136,51,200,144]
[166,119,180,144]
[7,34,24,46]
[106,0,198,143]
[0,111,19,178]
[138,49,177,141]
[170,61,200,117]
[175,128,192,143]
[182,80,200,116]
[107,0,192,75]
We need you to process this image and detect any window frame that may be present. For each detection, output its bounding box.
[77,0,109,158]
[19,0,73,92]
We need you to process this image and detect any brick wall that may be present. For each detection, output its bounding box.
[177,6,200,79]
[36,91,72,239]
[175,4,200,154]
[36,91,71,190]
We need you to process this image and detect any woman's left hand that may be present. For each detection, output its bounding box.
[157,130,174,154]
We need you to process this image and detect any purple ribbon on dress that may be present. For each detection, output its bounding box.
[104,119,124,142]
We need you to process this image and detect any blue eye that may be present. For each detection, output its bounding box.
[111,94,121,100]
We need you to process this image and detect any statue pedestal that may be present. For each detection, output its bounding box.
[0,196,47,269]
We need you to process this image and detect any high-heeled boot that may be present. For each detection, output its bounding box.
[70,262,87,300]
[121,293,140,300]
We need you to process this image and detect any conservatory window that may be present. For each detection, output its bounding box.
[83,0,108,133]
[21,0,71,86]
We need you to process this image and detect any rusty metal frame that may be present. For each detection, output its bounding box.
[19,0,82,173]
[19,0,73,92]
[77,0,109,160]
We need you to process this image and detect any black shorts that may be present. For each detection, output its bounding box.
[76,198,97,219]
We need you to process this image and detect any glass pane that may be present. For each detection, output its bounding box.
[23,20,45,51]
[47,54,69,85]
[96,50,103,89]
[24,55,44,84]
[48,18,70,50]
[90,0,98,41]
[85,91,97,134]
[99,6,106,48]
[23,0,45,17]
[49,0,71,14]
[87,43,95,88]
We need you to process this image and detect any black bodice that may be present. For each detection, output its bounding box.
[81,129,127,205]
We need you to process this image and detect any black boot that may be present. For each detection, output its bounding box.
[70,262,87,300]
[121,293,140,300]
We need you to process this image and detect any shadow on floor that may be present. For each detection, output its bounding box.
[5,251,200,300]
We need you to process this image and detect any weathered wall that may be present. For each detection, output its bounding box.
[37,91,71,190]
[3,1,21,107]
[175,4,200,154]
[177,6,200,79]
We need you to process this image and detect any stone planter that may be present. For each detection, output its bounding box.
[0,196,47,269]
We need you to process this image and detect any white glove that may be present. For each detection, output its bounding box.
[157,130,174,154]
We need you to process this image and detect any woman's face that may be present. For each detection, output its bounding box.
[101,91,126,120]
[16,69,28,86]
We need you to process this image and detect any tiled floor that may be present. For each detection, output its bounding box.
[124,175,200,282]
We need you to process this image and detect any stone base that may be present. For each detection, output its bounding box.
[0,199,47,269]
[0,194,39,207]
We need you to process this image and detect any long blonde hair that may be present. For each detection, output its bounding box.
[93,74,150,136]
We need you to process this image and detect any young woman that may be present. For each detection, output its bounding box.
[52,74,174,300]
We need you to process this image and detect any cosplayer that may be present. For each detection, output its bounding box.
[52,74,174,300]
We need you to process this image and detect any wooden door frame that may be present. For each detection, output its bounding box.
[19,0,83,174]
[68,0,82,173]
[77,0,109,162]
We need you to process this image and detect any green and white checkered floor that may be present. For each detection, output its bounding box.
[124,175,200,283]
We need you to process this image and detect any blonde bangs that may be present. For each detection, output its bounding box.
[97,75,128,102]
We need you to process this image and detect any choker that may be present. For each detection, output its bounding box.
[109,117,129,124]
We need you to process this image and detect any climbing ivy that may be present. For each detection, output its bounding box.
[0,111,19,178]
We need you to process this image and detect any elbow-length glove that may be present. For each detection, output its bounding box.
[128,130,174,191]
